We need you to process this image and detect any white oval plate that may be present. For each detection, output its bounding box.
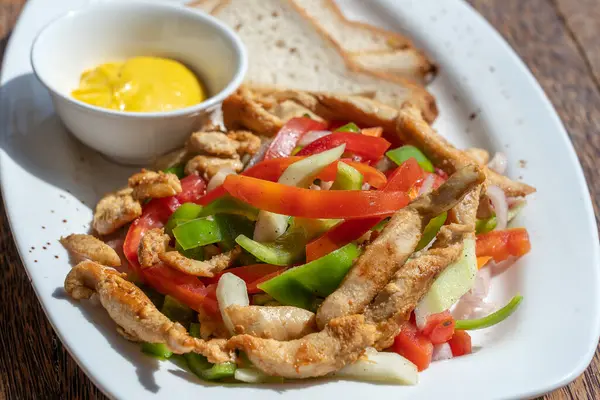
[1,0,599,399]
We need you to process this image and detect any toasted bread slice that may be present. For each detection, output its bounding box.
[291,0,436,83]
[193,0,438,122]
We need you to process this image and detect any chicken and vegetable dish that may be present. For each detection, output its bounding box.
[61,87,533,385]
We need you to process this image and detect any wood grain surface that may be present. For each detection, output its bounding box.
[1,0,599,399]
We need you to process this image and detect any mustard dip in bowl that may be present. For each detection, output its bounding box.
[31,1,247,165]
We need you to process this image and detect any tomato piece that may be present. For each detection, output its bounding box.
[264,118,328,160]
[223,175,409,219]
[448,330,472,357]
[175,175,207,204]
[476,228,531,262]
[385,158,425,192]
[422,311,456,345]
[247,269,287,294]
[392,322,433,371]
[296,132,391,161]
[204,264,286,286]
[361,127,383,137]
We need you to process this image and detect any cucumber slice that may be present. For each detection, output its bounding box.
[414,238,477,327]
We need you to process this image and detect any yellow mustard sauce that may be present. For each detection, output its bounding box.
[71,56,205,112]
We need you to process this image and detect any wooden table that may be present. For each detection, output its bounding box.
[1,0,599,398]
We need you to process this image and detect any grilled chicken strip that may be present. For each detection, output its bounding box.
[366,186,481,349]
[128,170,182,200]
[396,106,535,197]
[225,305,317,340]
[93,188,142,236]
[60,234,121,267]
[227,315,376,379]
[316,165,485,329]
[138,228,170,268]
[64,261,233,363]
[159,246,241,277]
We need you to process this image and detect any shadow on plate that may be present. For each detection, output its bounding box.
[0,73,137,208]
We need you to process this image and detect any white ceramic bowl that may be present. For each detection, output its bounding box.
[30,1,247,165]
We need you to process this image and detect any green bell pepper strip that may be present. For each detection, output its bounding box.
[416,212,448,251]
[140,285,165,309]
[199,195,260,221]
[236,224,308,266]
[475,201,527,234]
[163,164,185,179]
[258,243,360,310]
[386,145,434,173]
[372,217,390,232]
[455,295,523,330]
[330,162,364,190]
[165,203,203,236]
[173,218,222,250]
[185,323,213,376]
[176,241,204,261]
[291,145,303,155]
[213,213,255,251]
[141,343,173,359]
[161,295,195,327]
[336,122,360,133]
[201,362,237,381]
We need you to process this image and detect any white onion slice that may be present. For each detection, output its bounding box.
[375,156,395,172]
[206,168,236,192]
[234,368,272,383]
[216,273,249,335]
[298,130,331,147]
[487,152,508,174]
[320,180,334,190]
[245,138,272,170]
[432,343,453,362]
[418,174,436,196]
[333,348,418,385]
[487,185,508,230]
[452,266,493,319]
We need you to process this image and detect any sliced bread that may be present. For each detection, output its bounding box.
[193,0,437,122]
[291,0,436,82]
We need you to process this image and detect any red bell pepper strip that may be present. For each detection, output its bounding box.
[264,117,328,160]
[223,175,410,219]
[296,132,391,161]
[475,228,531,262]
[175,174,206,204]
[391,322,434,371]
[247,269,287,294]
[305,158,423,261]
[421,311,456,345]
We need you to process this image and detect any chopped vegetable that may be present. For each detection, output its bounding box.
[213,213,254,251]
[173,218,222,250]
[258,243,359,310]
[296,132,391,162]
[334,348,418,385]
[141,342,173,359]
[199,195,259,221]
[175,174,207,204]
[224,175,410,219]
[176,241,204,260]
[386,145,434,173]
[201,362,237,381]
[360,127,383,137]
[236,223,308,266]
[185,323,213,375]
[335,122,360,132]
[475,201,527,234]
[205,264,286,286]
[391,322,433,371]
[476,228,531,262]
[415,212,447,251]
[254,145,345,242]
[476,256,492,269]
[455,295,523,330]
[330,162,363,190]
[165,202,203,235]
[163,164,185,178]
[235,368,284,384]
[421,311,455,345]
[414,238,477,328]
[448,330,472,357]
[161,295,195,327]
[264,117,328,160]
[384,158,425,192]
[216,273,249,334]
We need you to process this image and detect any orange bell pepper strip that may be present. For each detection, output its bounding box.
[361,127,383,137]
[223,175,410,219]
[476,228,531,262]
[305,158,424,261]
[477,256,493,269]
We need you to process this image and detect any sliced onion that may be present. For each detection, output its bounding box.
[234,368,272,383]
[418,174,436,196]
[308,184,322,191]
[375,156,395,172]
[207,168,236,192]
[432,343,453,362]
[298,130,331,147]
[333,348,418,385]
[216,273,249,335]
[487,152,508,174]
[244,138,272,170]
[487,185,508,230]
[452,267,493,319]
[361,182,371,191]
